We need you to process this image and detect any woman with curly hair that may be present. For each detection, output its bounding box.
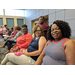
[35,20,75,65]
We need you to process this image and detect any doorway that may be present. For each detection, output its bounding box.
[31,15,48,35]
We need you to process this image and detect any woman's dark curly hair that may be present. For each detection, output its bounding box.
[47,20,71,41]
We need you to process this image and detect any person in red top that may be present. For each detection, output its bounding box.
[10,24,33,53]
[36,16,49,39]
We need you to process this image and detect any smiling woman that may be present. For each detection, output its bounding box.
[35,20,75,65]
[34,24,44,37]
[47,20,71,41]
[10,24,33,53]
[51,24,63,41]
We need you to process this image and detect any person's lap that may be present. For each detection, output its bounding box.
[4,53,36,65]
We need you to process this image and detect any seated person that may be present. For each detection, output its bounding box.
[0,24,46,65]
[2,25,7,35]
[5,28,10,35]
[7,28,13,36]
[0,25,7,38]
[35,20,75,65]
[4,25,9,30]
[4,26,18,40]
[10,27,13,33]
[0,25,3,38]
[3,28,12,40]
[3,28,13,41]
[0,26,22,54]
[10,24,33,53]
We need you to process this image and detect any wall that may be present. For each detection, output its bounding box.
[0,15,25,27]
[25,9,75,37]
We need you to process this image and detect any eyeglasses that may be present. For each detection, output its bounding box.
[35,30,41,32]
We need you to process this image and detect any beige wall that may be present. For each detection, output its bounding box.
[0,15,25,27]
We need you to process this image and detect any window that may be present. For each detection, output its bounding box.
[0,18,3,25]
[5,9,25,17]
[6,18,14,25]
[17,19,24,25]
[17,19,24,31]
[15,10,25,17]
[6,18,14,29]
[0,9,4,15]
[5,9,15,16]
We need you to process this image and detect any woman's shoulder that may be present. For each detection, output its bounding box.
[18,31,22,33]
[19,31,22,35]
[26,33,33,38]
[27,32,32,35]
[17,31,22,34]
[25,33,32,37]
[64,39,75,45]
[39,36,47,41]
[40,36,46,39]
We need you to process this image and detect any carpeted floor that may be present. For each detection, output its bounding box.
[0,36,8,63]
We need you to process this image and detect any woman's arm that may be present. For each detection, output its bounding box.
[35,40,50,65]
[12,31,22,41]
[65,40,75,65]
[23,36,46,56]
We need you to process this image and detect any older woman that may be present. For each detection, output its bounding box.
[35,20,75,65]
[0,25,46,65]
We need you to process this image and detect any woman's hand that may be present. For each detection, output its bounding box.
[23,49,29,56]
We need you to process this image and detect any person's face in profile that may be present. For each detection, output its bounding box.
[22,27,28,35]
